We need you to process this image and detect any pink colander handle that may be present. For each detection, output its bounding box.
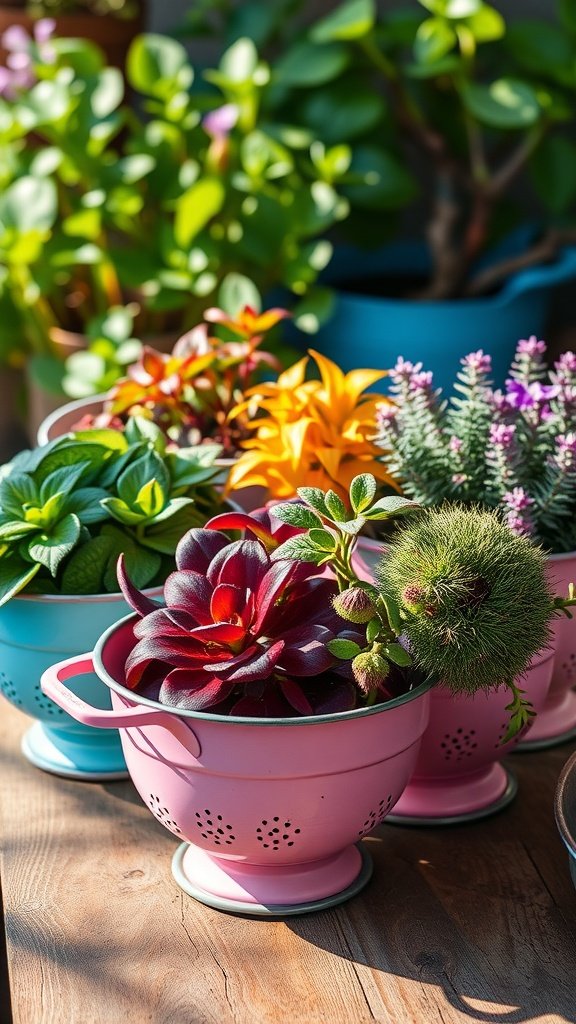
[41,655,201,759]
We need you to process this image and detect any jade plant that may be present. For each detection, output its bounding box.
[117,472,575,735]
[376,338,576,552]
[0,419,223,605]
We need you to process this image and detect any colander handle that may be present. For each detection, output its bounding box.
[41,654,202,759]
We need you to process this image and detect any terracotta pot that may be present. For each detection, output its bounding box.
[0,7,144,70]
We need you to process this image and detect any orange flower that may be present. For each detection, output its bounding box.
[226,350,397,500]
[204,305,290,339]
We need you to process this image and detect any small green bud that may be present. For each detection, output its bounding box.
[333,587,376,624]
[352,651,390,694]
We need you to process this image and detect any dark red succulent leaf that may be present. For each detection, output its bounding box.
[120,523,359,715]
[206,505,305,551]
[117,554,160,618]
[175,528,229,572]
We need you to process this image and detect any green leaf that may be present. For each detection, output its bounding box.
[39,463,91,506]
[366,617,380,644]
[174,179,225,249]
[310,0,376,42]
[378,593,402,635]
[270,503,323,529]
[65,488,113,525]
[127,34,192,98]
[0,177,56,234]
[218,273,261,317]
[100,497,147,526]
[530,136,576,215]
[116,452,169,510]
[461,79,541,129]
[338,517,366,536]
[143,495,194,527]
[0,558,41,607]
[309,528,337,552]
[292,288,335,335]
[271,535,328,565]
[135,479,166,518]
[559,0,576,33]
[324,490,348,522]
[59,534,112,594]
[72,429,128,452]
[296,487,329,517]
[327,637,362,659]
[414,18,457,63]
[350,474,377,514]
[139,505,198,556]
[0,520,39,540]
[386,642,412,667]
[506,20,573,81]
[99,525,161,591]
[274,41,350,87]
[466,5,504,43]
[363,496,420,520]
[219,37,259,82]
[0,473,38,518]
[27,514,81,577]
[90,68,124,119]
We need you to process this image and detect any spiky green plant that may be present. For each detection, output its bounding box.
[376,504,554,737]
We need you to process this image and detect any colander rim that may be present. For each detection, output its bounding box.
[93,612,433,727]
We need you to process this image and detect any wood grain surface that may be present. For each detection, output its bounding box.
[1,700,575,1024]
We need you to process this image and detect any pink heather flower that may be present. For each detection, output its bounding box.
[410,370,434,392]
[452,473,467,486]
[516,336,547,357]
[449,436,463,453]
[0,18,55,97]
[375,403,397,427]
[390,357,423,383]
[503,487,534,512]
[490,390,508,413]
[461,350,491,375]
[504,511,532,538]
[553,433,576,472]
[555,352,576,374]
[489,423,516,447]
[203,103,239,140]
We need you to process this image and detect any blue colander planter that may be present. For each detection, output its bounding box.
[311,233,576,392]
[0,588,159,780]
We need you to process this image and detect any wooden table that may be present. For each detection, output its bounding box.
[1,700,575,1024]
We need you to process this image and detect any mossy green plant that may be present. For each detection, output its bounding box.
[376,504,553,729]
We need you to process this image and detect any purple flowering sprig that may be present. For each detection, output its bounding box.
[375,337,576,552]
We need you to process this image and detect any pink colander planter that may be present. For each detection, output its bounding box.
[387,646,555,825]
[41,614,431,917]
[517,550,576,750]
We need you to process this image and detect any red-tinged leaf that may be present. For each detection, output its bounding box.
[253,559,301,633]
[312,677,357,715]
[133,608,192,639]
[117,554,160,618]
[207,539,269,591]
[160,670,235,711]
[214,640,285,683]
[276,625,335,676]
[164,608,198,630]
[175,528,229,572]
[164,570,213,623]
[203,643,261,674]
[210,583,246,623]
[230,686,294,718]
[139,347,167,381]
[205,512,276,549]
[263,576,339,635]
[279,677,314,715]
[188,622,247,645]
[125,636,207,687]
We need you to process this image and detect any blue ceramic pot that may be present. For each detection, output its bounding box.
[311,232,576,392]
[0,589,158,780]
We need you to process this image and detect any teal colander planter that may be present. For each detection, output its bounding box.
[311,232,576,392]
[0,589,158,780]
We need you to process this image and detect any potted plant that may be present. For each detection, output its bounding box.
[41,474,570,913]
[270,0,576,387]
[376,337,576,751]
[0,419,224,778]
[0,28,349,432]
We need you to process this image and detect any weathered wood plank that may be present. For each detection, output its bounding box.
[1,700,575,1024]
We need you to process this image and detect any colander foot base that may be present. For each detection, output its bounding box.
[385,765,517,826]
[516,688,576,750]
[172,842,373,916]
[21,722,129,781]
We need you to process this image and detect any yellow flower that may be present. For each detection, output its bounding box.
[226,350,397,500]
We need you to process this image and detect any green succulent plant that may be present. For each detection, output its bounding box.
[0,418,222,604]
